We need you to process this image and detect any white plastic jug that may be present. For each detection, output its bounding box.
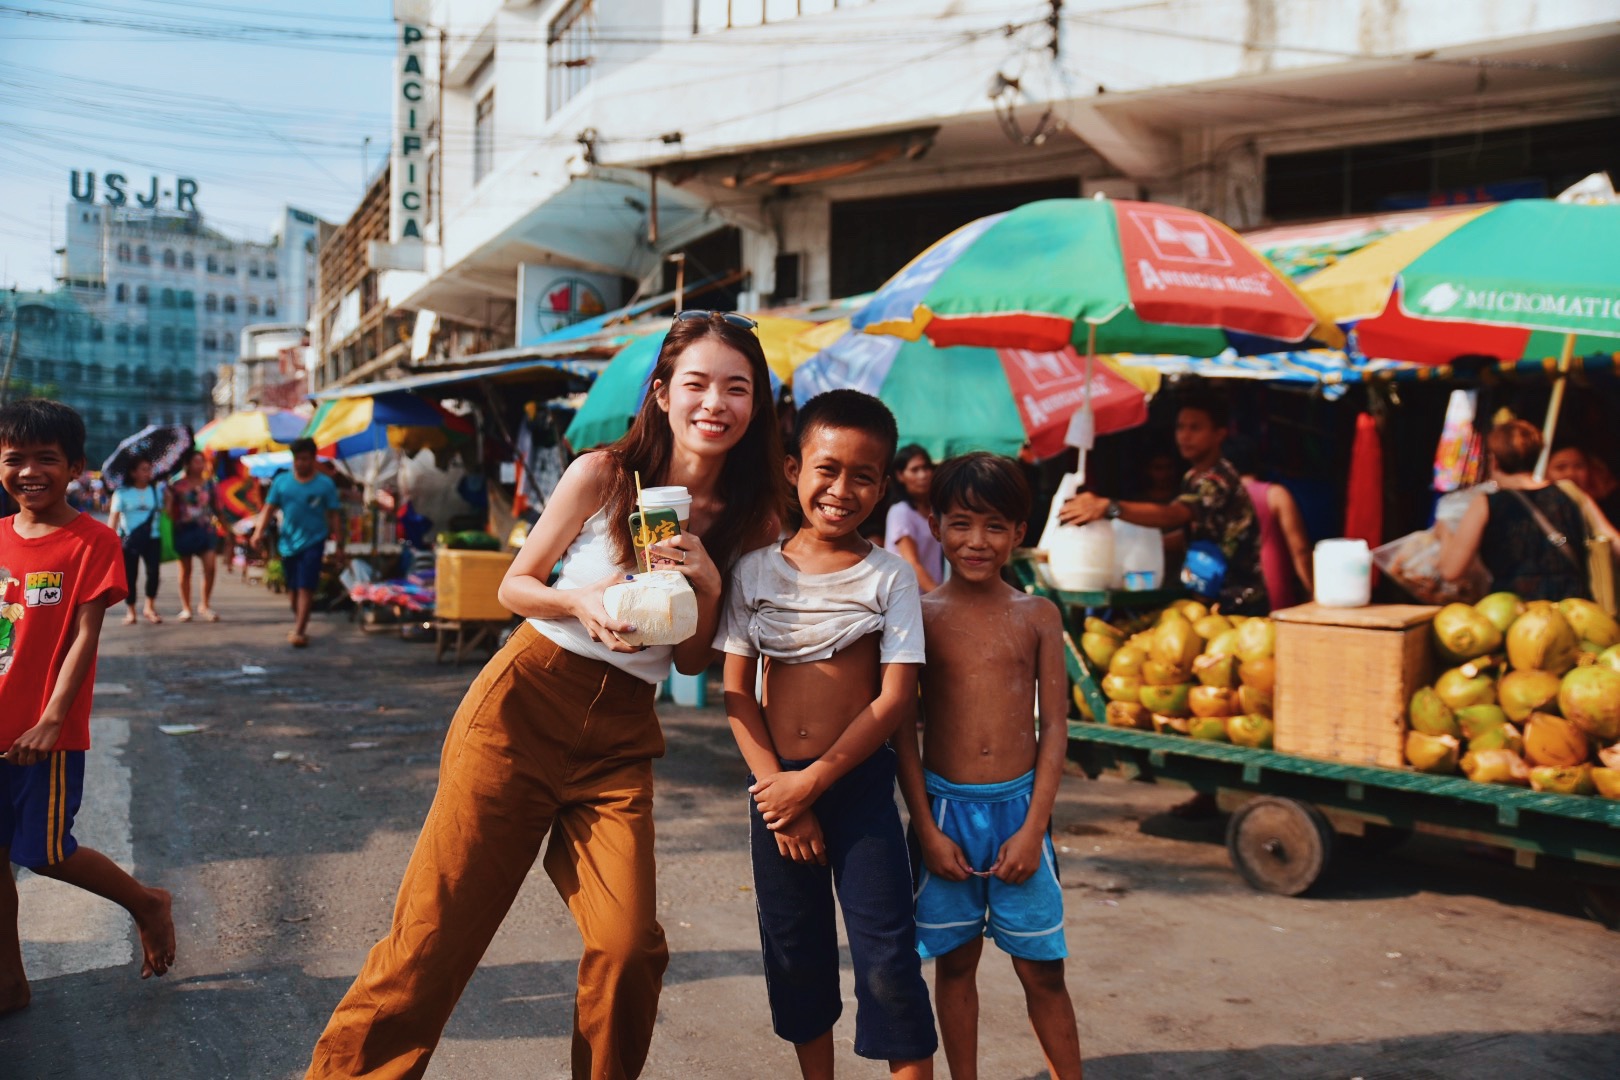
[1314,538,1372,607]
[1112,520,1165,591]
[1038,472,1115,591]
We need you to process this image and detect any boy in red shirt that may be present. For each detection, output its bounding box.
[1,399,175,1015]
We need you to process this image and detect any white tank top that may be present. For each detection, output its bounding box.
[527,508,676,684]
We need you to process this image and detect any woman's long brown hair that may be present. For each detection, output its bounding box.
[599,314,789,572]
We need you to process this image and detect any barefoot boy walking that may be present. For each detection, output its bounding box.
[895,452,1082,1079]
[0,399,176,1014]
[720,390,937,1079]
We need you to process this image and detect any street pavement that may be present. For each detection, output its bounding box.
[3,574,1619,1079]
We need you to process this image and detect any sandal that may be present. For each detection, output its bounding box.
[144,611,164,625]
[288,632,309,648]
[199,608,221,623]
[122,610,138,626]
[177,610,194,623]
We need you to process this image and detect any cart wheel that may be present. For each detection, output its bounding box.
[1226,797,1334,896]
[1578,885,1620,932]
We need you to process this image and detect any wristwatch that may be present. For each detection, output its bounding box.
[1103,500,1122,521]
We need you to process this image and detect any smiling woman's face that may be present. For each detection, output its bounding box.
[656,338,756,459]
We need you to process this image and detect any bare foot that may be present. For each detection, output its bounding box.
[288,632,309,648]
[199,607,220,623]
[143,609,164,625]
[134,888,176,979]
[0,975,30,1016]
[122,609,138,626]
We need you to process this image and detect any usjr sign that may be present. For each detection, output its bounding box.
[70,171,199,212]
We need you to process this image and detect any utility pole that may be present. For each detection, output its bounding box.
[0,324,19,405]
[1048,0,1062,59]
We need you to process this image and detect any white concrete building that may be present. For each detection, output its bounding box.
[386,0,1620,341]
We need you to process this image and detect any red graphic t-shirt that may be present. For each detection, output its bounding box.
[0,513,129,752]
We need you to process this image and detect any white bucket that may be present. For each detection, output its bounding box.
[1112,520,1164,591]
[1314,538,1372,607]
[1038,472,1114,591]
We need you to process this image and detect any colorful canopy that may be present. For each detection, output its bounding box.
[1302,199,1620,365]
[195,408,308,453]
[852,198,1326,355]
[303,393,470,459]
[564,317,811,451]
[793,328,1158,460]
[1117,349,1425,400]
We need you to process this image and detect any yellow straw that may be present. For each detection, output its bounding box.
[634,470,644,512]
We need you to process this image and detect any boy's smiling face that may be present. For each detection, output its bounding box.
[933,501,1026,584]
[0,440,78,517]
[786,424,889,543]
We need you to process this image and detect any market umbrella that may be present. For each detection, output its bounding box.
[1300,200,1620,367]
[1300,198,1620,471]
[793,326,1159,460]
[303,393,472,460]
[852,198,1329,356]
[101,424,191,485]
[195,408,308,453]
[564,316,811,451]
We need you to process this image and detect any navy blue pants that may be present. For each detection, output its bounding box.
[749,745,937,1061]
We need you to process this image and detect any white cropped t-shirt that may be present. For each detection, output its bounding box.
[527,508,676,684]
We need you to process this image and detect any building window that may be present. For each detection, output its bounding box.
[474,89,496,184]
[65,361,83,383]
[203,331,217,350]
[115,283,127,302]
[133,366,149,386]
[179,290,194,309]
[182,251,195,270]
[159,327,175,349]
[115,365,129,386]
[205,293,218,312]
[207,254,219,273]
[86,363,103,384]
[134,326,149,346]
[548,0,594,117]
[89,321,103,341]
[224,259,236,275]
[223,295,236,314]
[161,288,176,308]
[115,325,129,345]
[265,299,277,318]
[135,285,149,305]
[163,248,177,268]
[248,258,260,277]
[137,245,150,265]
[178,328,194,349]
[247,298,259,317]
[266,262,277,279]
[117,243,131,263]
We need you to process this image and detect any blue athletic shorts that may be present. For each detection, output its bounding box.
[1,752,86,869]
[283,542,326,592]
[911,769,1067,962]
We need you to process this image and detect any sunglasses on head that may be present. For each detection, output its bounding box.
[673,309,758,332]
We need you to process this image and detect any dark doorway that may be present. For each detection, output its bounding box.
[829,178,1080,298]
[664,226,743,311]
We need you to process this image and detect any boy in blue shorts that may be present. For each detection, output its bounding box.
[895,452,1082,1080]
[251,437,343,648]
[1,399,176,1014]
[720,390,937,1079]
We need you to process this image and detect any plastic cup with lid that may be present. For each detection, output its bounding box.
[638,485,692,526]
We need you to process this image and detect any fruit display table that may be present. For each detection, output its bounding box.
[1066,722,1620,925]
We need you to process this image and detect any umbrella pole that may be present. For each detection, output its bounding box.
[1534,333,1576,480]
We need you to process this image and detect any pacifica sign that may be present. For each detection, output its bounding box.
[70,171,199,212]
[391,6,429,245]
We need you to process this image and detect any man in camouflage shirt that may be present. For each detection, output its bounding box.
[1060,397,1269,615]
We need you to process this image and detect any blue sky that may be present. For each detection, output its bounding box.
[0,1,398,291]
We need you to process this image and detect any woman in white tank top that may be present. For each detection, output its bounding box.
[309,313,789,1079]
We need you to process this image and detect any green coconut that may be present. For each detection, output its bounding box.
[1407,687,1458,737]
[1151,713,1191,735]
[1188,715,1230,741]
[1235,617,1276,663]
[1522,712,1591,768]
[1558,665,1620,743]
[1081,632,1121,671]
[1529,764,1596,796]
[1593,768,1620,800]
[1434,667,1496,711]
[1194,614,1233,641]
[1467,722,1523,754]
[1600,644,1620,673]
[1456,704,1509,742]
[1475,591,1526,635]
[1559,598,1620,649]
[1141,660,1189,686]
[1152,614,1203,672]
[1433,602,1503,663]
[1138,683,1192,718]
[1101,674,1142,703]
[1179,600,1210,623]
[1193,652,1240,688]
[1506,605,1580,675]
[1105,701,1152,730]
[1226,713,1275,749]
[1085,616,1124,640]
[1238,684,1273,718]
[1460,747,1530,785]
[1405,731,1460,774]
[1108,644,1148,678]
[1204,629,1240,658]
[1497,669,1562,723]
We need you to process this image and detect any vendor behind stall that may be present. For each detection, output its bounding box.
[1061,395,1269,615]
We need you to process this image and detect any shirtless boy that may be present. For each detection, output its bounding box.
[719,390,937,1078]
[895,452,1082,1080]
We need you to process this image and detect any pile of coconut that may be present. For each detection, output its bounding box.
[1082,601,1276,749]
[1406,595,1620,797]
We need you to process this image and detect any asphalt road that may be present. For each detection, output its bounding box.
[4,575,1619,1079]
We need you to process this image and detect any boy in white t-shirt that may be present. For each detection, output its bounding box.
[719,390,937,1078]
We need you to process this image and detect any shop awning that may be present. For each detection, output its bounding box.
[314,353,609,401]
[1118,350,1425,399]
